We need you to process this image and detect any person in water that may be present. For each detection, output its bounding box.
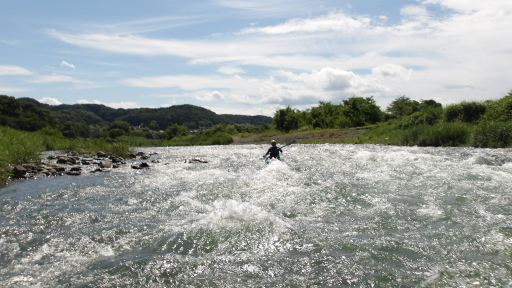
[263,140,283,160]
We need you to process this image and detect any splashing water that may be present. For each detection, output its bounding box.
[1,144,511,287]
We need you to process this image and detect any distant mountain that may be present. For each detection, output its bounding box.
[15,97,272,130]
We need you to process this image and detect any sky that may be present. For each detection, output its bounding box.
[1,0,512,117]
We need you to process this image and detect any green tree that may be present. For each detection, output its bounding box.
[109,128,126,139]
[109,121,131,133]
[165,124,189,139]
[386,96,420,116]
[342,96,383,126]
[273,106,300,132]
[60,121,91,138]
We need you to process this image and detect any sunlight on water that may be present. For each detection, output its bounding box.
[1,144,512,287]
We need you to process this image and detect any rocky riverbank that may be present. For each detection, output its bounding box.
[11,150,157,180]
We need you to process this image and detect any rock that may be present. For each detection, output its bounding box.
[65,171,81,176]
[56,156,76,165]
[13,166,27,178]
[97,151,108,158]
[111,157,124,163]
[185,158,208,163]
[98,160,112,168]
[131,162,150,169]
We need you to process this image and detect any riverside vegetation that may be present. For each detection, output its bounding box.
[1,91,512,183]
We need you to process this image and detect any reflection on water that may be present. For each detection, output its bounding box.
[1,144,512,287]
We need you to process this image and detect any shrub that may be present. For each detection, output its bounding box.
[482,93,512,122]
[472,121,512,148]
[444,101,487,123]
[396,108,443,129]
[398,123,471,147]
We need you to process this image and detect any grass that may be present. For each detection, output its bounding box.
[0,126,134,184]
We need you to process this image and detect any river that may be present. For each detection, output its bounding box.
[1,144,511,287]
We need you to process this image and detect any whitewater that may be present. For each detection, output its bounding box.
[1,144,511,287]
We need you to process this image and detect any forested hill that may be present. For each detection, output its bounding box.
[7,96,271,130]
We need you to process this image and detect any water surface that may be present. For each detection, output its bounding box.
[1,144,511,287]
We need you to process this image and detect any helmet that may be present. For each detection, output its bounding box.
[271,140,276,144]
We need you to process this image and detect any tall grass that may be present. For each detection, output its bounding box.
[0,126,135,183]
[472,121,512,148]
[397,122,472,147]
[0,126,45,183]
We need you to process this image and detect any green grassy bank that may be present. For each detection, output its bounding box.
[0,126,133,184]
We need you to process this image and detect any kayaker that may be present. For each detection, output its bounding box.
[263,140,283,159]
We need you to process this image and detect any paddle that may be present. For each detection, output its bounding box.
[279,139,296,149]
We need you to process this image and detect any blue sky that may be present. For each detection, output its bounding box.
[1,0,511,116]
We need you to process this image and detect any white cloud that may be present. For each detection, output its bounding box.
[77,99,143,109]
[212,0,317,17]
[195,91,225,101]
[0,86,27,93]
[77,99,103,105]
[217,66,245,75]
[31,75,99,89]
[60,61,75,69]
[372,64,413,81]
[400,5,428,18]
[35,1,512,114]
[0,65,32,75]
[39,97,62,105]
[240,12,371,34]
[124,74,259,91]
[31,75,76,83]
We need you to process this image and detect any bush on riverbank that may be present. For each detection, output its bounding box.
[354,93,512,148]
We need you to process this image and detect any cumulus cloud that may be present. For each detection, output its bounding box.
[60,61,75,69]
[372,64,413,81]
[0,65,32,75]
[39,97,62,105]
[37,0,512,114]
[195,91,225,101]
[278,67,382,93]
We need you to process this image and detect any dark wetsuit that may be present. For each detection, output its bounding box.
[264,146,282,159]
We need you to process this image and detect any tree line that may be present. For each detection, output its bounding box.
[269,92,512,148]
[0,95,273,141]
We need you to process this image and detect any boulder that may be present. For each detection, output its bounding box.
[97,151,108,158]
[131,162,150,169]
[98,160,112,168]
[13,166,27,178]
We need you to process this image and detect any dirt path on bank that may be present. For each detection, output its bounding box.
[231,128,369,145]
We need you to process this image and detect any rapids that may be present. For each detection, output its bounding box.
[1,144,511,287]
